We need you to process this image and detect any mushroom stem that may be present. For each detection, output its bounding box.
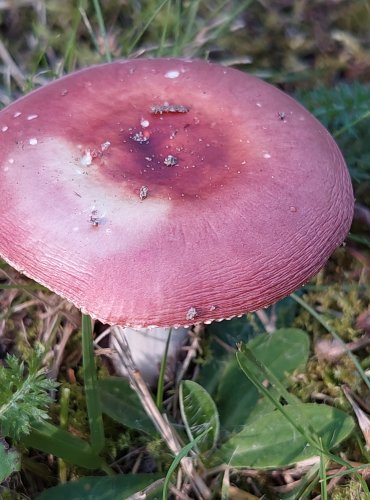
[111,327,211,499]
[110,326,189,386]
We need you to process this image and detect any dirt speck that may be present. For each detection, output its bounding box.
[151,103,189,114]
[131,131,149,144]
[89,209,100,227]
[164,155,178,167]
[139,185,149,200]
[101,141,111,152]
[186,307,198,321]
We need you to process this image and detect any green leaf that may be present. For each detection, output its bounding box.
[0,439,21,482]
[179,380,219,453]
[36,473,163,500]
[216,328,309,429]
[23,421,103,470]
[98,378,156,435]
[0,351,58,439]
[215,403,355,468]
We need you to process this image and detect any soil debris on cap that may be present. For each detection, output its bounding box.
[139,186,149,200]
[186,307,198,321]
[89,209,100,227]
[151,103,189,114]
[131,131,149,144]
[164,155,178,167]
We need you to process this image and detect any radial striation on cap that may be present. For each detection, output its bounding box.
[0,58,354,327]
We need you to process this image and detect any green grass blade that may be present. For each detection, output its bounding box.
[62,5,83,73]
[157,0,172,56]
[92,0,112,62]
[156,328,172,410]
[57,386,71,482]
[334,109,370,138]
[319,444,328,500]
[82,314,105,454]
[162,432,206,500]
[126,0,170,56]
[171,0,182,56]
[178,0,201,54]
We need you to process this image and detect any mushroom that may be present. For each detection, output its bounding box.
[0,58,353,326]
[0,58,353,380]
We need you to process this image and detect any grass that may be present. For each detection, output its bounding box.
[0,0,369,498]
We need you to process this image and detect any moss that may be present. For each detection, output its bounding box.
[294,278,369,344]
[290,355,361,407]
[146,438,173,472]
[332,479,367,500]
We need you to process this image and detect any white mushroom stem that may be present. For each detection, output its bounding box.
[110,326,189,386]
[111,328,211,499]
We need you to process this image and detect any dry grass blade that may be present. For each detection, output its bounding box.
[111,327,211,499]
[315,335,370,362]
[342,385,370,449]
[0,38,25,89]
[254,305,277,333]
[176,324,203,384]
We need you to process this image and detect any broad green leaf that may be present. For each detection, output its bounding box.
[216,328,309,429]
[36,473,163,500]
[179,380,219,453]
[246,328,309,374]
[215,403,355,468]
[0,439,21,482]
[23,421,103,470]
[216,360,259,431]
[98,378,156,435]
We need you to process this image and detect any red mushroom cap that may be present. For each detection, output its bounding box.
[0,59,354,327]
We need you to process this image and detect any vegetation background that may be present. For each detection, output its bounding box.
[0,0,369,498]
